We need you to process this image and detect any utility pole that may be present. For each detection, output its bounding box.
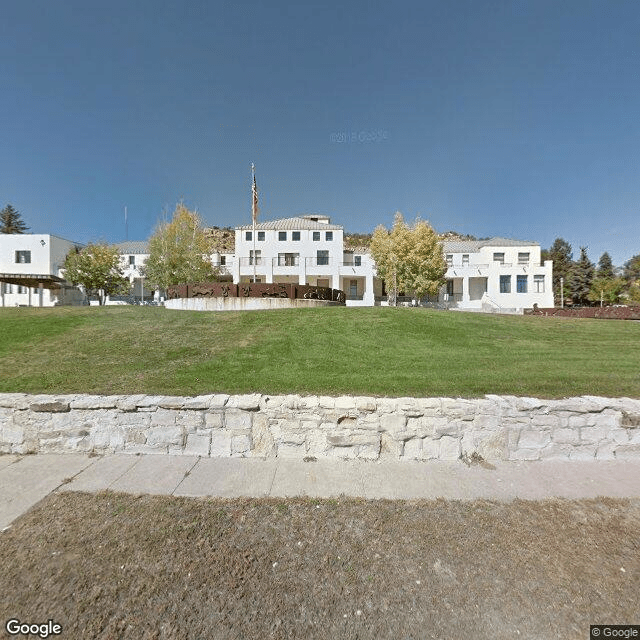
[560,277,564,308]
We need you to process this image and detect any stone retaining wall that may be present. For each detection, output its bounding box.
[1,393,640,462]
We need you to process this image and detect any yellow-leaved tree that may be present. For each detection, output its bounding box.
[144,204,219,291]
[370,212,446,306]
[63,243,129,305]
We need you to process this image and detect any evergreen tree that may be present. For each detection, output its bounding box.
[0,204,29,234]
[622,254,640,284]
[587,252,621,305]
[596,252,615,278]
[569,247,594,305]
[622,254,640,304]
[546,238,572,305]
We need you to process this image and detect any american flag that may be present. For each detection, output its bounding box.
[251,164,259,224]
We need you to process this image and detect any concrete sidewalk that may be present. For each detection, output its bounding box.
[2,453,640,528]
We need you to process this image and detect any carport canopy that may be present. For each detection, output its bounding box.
[0,273,65,289]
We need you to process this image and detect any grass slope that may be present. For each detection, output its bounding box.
[0,306,638,397]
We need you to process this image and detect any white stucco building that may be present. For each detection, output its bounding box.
[111,241,155,303]
[110,240,235,304]
[232,215,379,306]
[0,233,85,307]
[229,216,553,311]
[0,219,554,312]
[437,238,554,311]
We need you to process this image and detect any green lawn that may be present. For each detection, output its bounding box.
[0,306,638,398]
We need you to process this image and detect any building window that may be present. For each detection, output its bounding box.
[349,280,358,297]
[257,231,265,241]
[317,250,329,266]
[446,280,454,295]
[220,256,226,266]
[462,254,469,266]
[446,254,453,267]
[249,250,261,265]
[325,231,333,241]
[500,275,511,293]
[245,231,252,241]
[493,252,505,265]
[354,255,362,266]
[517,275,527,293]
[5,284,12,294]
[17,285,27,294]
[129,255,135,265]
[313,231,320,241]
[278,253,298,266]
[278,231,287,241]
[292,231,300,241]
[534,275,545,292]
[15,251,31,264]
[518,252,530,265]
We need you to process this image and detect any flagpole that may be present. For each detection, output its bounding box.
[251,164,257,283]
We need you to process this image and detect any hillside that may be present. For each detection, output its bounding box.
[205,226,235,252]
[0,306,638,398]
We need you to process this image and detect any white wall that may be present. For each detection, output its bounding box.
[0,234,84,306]
[444,244,554,310]
[234,226,345,289]
[1,234,55,275]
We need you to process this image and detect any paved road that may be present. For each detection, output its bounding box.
[2,453,640,528]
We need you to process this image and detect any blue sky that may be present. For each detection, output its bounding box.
[1,0,639,267]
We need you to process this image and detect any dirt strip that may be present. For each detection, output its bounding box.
[1,492,639,639]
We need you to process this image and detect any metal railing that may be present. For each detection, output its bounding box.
[306,257,332,267]
[447,263,490,270]
[236,257,338,268]
[376,293,463,308]
[481,293,502,311]
[273,257,300,267]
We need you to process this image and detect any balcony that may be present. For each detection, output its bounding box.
[447,263,489,270]
[274,256,300,267]
[239,257,264,266]
[306,257,332,268]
